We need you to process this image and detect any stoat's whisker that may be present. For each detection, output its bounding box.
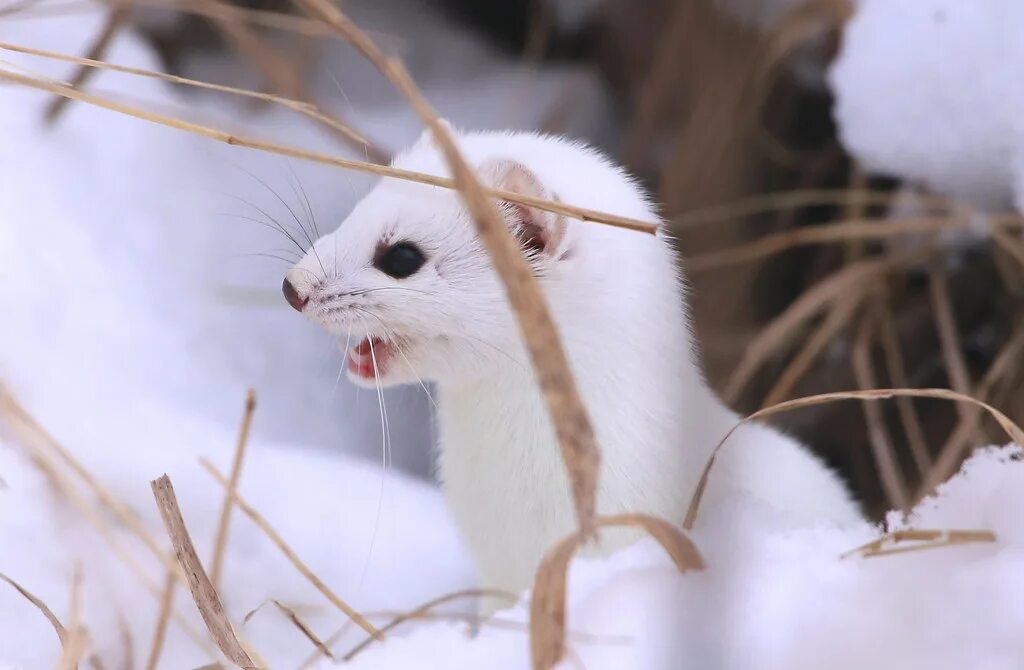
[359,330,390,592]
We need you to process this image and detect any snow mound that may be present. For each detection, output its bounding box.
[829,0,1024,211]
[333,445,1024,670]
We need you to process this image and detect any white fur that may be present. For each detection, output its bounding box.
[285,129,863,598]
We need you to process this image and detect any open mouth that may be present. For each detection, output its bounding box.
[347,336,396,380]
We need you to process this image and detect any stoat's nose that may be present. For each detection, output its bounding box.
[282,277,308,312]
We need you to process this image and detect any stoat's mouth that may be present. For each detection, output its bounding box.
[347,336,396,380]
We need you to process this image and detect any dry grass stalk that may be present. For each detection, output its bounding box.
[674,188,958,229]
[724,257,908,403]
[150,474,258,669]
[761,285,868,407]
[210,389,256,591]
[143,570,176,670]
[852,304,910,511]
[290,0,602,537]
[927,264,973,412]
[43,0,130,124]
[1,572,69,647]
[989,222,1024,268]
[198,458,381,640]
[878,305,932,476]
[0,40,372,148]
[685,217,977,272]
[343,588,516,661]
[264,602,335,663]
[0,386,214,652]
[0,67,656,235]
[841,529,997,559]
[56,566,86,670]
[762,0,853,75]
[921,320,1024,497]
[0,382,185,583]
[530,513,704,670]
[685,388,1024,530]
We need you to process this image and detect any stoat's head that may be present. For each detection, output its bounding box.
[282,127,579,389]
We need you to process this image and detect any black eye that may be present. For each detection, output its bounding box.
[374,241,426,279]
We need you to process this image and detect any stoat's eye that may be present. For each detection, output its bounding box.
[374,241,426,279]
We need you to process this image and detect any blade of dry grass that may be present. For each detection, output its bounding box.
[343,588,516,661]
[56,566,86,670]
[921,320,1024,497]
[1,572,69,646]
[761,284,868,407]
[673,188,956,228]
[265,600,336,662]
[0,66,655,235]
[210,389,256,591]
[878,304,932,476]
[198,458,381,640]
[44,0,130,123]
[841,529,996,559]
[290,0,602,537]
[927,264,973,410]
[0,40,373,149]
[685,217,978,272]
[530,513,704,670]
[989,221,1024,268]
[0,383,185,581]
[0,388,214,652]
[724,256,907,403]
[685,388,1024,529]
[852,304,910,511]
[143,570,176,670]
[150,475,258,670]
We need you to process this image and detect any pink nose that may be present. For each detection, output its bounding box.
[282,277,308,312]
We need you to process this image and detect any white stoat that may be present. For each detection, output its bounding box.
[283,127,863,598]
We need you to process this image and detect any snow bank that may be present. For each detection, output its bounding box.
[830,0,1024,212]
[333,446,1024,670]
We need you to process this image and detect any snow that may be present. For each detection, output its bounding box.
[327,446,1024,670]
[2,5,1024,670]
[829,0,1024,212]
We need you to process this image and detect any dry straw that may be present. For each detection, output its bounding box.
[199,458,381,640]
[150,474,259,669]
[529,513,704,669]
[685,388,1024,530]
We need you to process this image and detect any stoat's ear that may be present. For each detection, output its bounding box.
[480,158,567,258]
[415,119,455,146]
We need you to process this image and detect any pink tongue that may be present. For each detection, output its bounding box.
[355,338,373,356]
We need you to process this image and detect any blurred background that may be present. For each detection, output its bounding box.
[2,0,1021,521]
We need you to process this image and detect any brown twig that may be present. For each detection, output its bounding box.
[210,388,256,591]
[143,570,176,670]
[685,388,1024,529]
[199,458,381,640]
[150,475,258,669]
[530,513,704,669]
[44,0,131,124]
